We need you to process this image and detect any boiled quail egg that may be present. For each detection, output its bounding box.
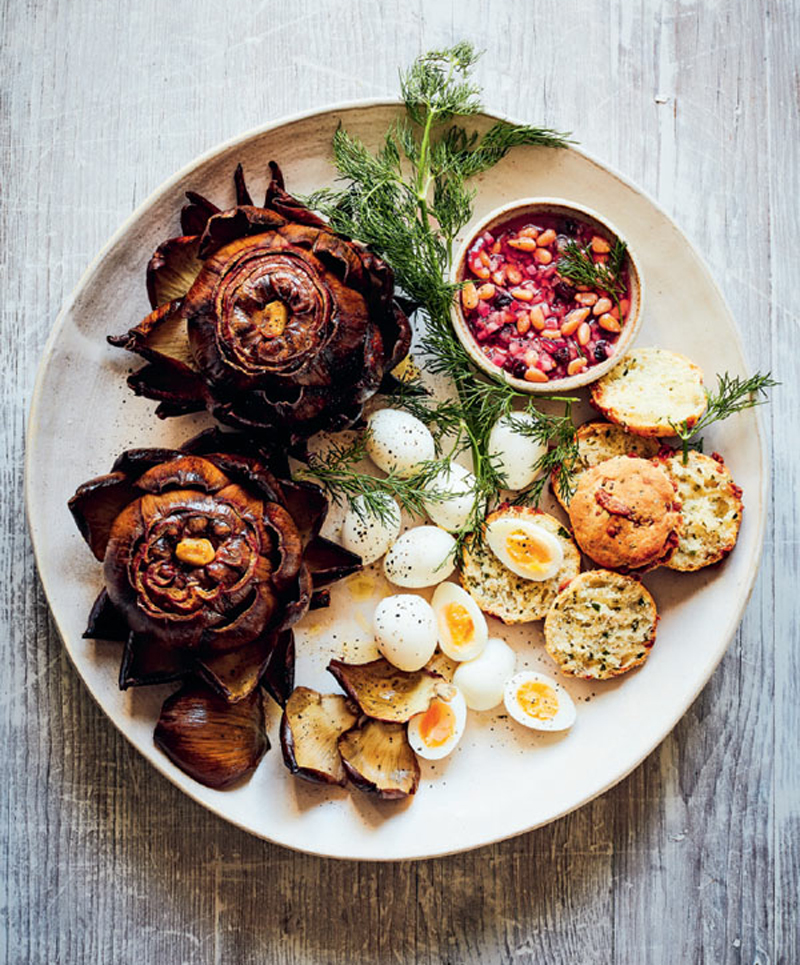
[431,582,488,662]
[485,516,563,582]
[383,526,456,588]
[488,413,547,491]
[365,409,435,478]
[503,671,576,732]
[422,462,476,532]
[452,637,516,711]
[340,494,401,565]
[407,687,468,760]
[373,594,438,672]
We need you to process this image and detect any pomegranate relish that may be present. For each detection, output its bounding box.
[459,213,630,383]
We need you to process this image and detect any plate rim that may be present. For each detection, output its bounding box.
[25,98,769,861]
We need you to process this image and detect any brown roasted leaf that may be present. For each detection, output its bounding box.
[328,658,445,723]
[338,718,420,800]
[280,687,358,786]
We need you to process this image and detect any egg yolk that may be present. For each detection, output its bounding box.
[443,602,474,649]
[505,529,552,574]
[418,700,456,747]
[516,681,559,721]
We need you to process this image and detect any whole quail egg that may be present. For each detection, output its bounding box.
[340,494,401,565]
[373,593,438,671]
[422,462,476,532]
[488,413,548,491]
[365,409,435,478]
[383,526,456,588]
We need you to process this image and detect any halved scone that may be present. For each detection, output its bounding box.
[568,456,683,572]
[591,347,707,437]
[654,449,743,571]
[544,569,658,679]
[460,507,580,624]
[553,421,662,511]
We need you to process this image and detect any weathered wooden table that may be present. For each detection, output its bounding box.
[3,1,796,962]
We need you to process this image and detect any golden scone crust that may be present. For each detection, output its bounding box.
[553,421,662,511]
[544,569,658,679]
[568,456,682,572]
[653,449,743,571]
[460,506,580,624]
[591,347,707,437]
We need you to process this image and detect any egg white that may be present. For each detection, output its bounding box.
[503,671,576,732]
[488,413,547,491]
[431,582,488,662]
[452,637,516,711]
[383,526,456,588]
[373,594,438,672]
[341,494,401,565]
[365,409,435,478]
[422,462,476,532]
[485,516,564,582]
[407,688,468,760]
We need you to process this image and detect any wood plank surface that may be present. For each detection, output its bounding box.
[1,1,796,962]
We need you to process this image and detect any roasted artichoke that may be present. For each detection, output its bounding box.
[109,163,411,443]
[69,428,361,709]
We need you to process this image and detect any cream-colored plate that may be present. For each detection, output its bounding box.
[26,102,766,861]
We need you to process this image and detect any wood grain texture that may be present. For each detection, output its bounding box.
[1,0,796,962]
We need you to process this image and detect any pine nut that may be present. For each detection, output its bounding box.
[529,305,546,330]
[491,241,502,254]
[536,228,557,247]
[506,266,523,285]
[510,286,534,302]
[519,226,539,238]
[541,328,562,339]
[591,235,611,254]
[577,322,591,345]
[524,349,538,367]
[533,248,553,265]
[516,313,531,335]
[593,297,612,316]
[477,283,496,300]
[598,313,621,333]
[474,266,491,280]
[479,250,491,267]
[561,307,591,336]
[575,292,598,306]
[524,367,549,383]
[507,237,538,251]
[492,269,506,286]
[575,284,591,292]
[568,358,588,376]
[461,282,479,310]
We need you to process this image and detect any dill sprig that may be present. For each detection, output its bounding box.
[305,43,576,551]
[670,371,778,463]
[297,432,459,524]
[558,239,628,315]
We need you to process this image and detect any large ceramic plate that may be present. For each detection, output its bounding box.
[26,102,766,860]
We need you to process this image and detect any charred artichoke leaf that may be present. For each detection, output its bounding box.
[280,686,358,786]
[338,718,420,800]
[328,658,447,723]
[109,298,196,371]
[154,683,267,789]
[197,630,277,703]
[146,235,204,309]
[303,535,362,588]
[181,190,220,236]
[234,163,253,206]
[68,471,140,561]
[83,589,129,642]
[260,628,295,708]
[119,632,193,689]
[110,446,184,477]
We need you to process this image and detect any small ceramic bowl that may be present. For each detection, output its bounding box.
[450,198,644,393]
